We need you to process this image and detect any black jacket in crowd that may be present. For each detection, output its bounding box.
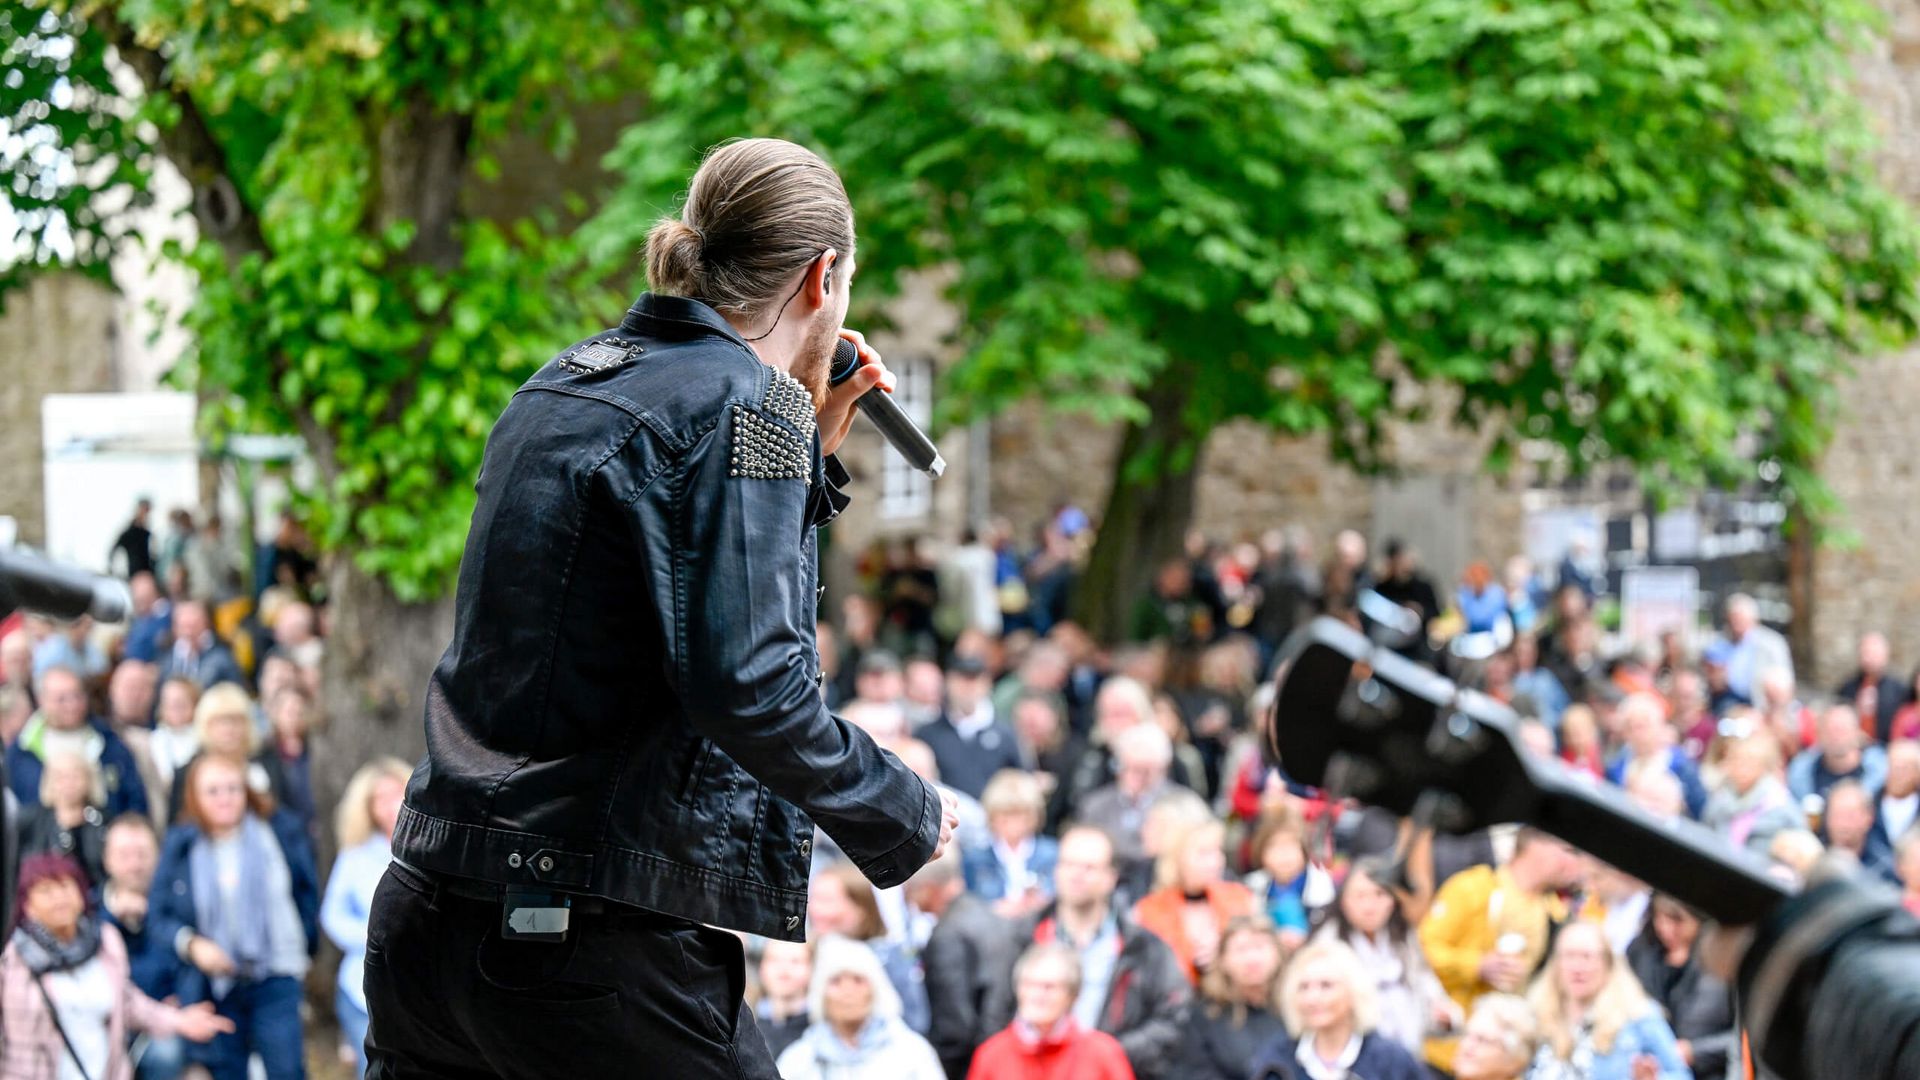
[923,891,1020,1080]
[917,712,1025,802]
[981,902,1192,1080]
[391,294,941,943]
[1627,925,1736,1080]
[1173,1000,1287,1080]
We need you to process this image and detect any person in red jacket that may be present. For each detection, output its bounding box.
[968,943,1135,1080]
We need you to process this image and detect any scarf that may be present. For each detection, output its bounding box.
[13,915,102,976]
[796,1013,900,1067]
[188,816,280,980]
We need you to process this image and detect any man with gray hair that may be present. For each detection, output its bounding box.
[968,941,1133,1079]
[1721,592,1793,704]
[1076,722,1175,872]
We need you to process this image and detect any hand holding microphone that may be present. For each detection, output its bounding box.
[819,329,946,476]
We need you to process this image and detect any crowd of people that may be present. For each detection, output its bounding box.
[3,497,1918,1080]
[763,510,1918,1080]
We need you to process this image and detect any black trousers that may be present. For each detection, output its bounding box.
[362,861,782,1079]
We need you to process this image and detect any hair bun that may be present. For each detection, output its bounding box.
[644,216,707,296]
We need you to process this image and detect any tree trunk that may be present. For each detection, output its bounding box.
[311,558,454,863]
[1073,366,1205,642]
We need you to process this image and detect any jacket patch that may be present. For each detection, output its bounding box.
[558,338,640,374]
[761,369,817,444]
[729,405,810,480]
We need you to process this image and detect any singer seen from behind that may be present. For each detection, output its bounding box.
[362,137,959,1079]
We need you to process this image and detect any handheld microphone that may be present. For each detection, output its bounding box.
[0,548,132,623]
[829,338,945,478]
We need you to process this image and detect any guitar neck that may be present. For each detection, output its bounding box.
[1529,762,1793,925]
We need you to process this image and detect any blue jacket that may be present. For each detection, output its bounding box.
[149,812,320,1005]
[7,716,149,821]
[1607,747,1709,819]
[960,835,1058,902]
[1249,1030,1426,1080]
[391,293,940,943]
[1533,1012,1693,1080]
[103,899,186,1002]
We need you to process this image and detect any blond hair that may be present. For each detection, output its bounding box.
[645,138,853,319]
[335,757,413,850]
[980,769,1045,820]
[1154,816,1226,891]
[1527,921,1654,1060]
[192,682,258,756]
[1468,993,1541,1066]
[1280,939,1380,1037]
[39,750,105,809]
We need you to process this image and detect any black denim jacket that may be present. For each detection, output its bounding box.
[391,293,941,942]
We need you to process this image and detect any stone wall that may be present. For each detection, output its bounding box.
[0,274,122,545]
[1802,2,1920,687]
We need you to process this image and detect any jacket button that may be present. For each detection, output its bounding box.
[537,856,555,874]
[507,853,523,869]
[799,838,812,857]
[785,915,801,932]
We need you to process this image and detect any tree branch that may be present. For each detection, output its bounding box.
[91,7,268,263]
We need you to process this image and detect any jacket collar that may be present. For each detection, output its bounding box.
[619,292,754,350]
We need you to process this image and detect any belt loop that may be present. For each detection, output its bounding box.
[427,878,446,914]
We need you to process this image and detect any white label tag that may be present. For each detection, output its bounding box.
[507,906,571,935]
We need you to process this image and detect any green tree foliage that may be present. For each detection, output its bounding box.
[2,0,644,599]
[594,0,1920,637]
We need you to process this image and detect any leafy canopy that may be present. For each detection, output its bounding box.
[595,0,1920,509]
[5,0,1916,604]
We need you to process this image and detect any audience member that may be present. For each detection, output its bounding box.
[9,665,149,821]
[1871,739,1920,854]
[1625,895,1734,1080]
[918,656,1024,800]
[156,601,245,692]
[962,770,1057,914]
[262,688,317,835]
[1246,939,1427,1080]
[1313,856,1453,1056]
[808,862,928,1034]
[912,847,1017,1079]
[320,758,409,1079]
[0,853,230,1079]
[17,751,110,887]
[756,940,815,1062]
[1787,704,1888,805]
[1526,920,1690,1079]
[1821,779,1897,882]
[1898,832,1920,918]
[122,572,173,663]
[967,943,1134,1080]
[1839,631,1909,743]
[1451,994,1540,1080]
[1890,665,1920,743]
[1077,724,1176,878]
[1720,593,1791,704]
[1605,694,1706,819]
[1173,916,1286,1080]
[1419,829,1578,1073]
[985,825,1190,1080]
[98,814,187,1080]
[1130,817,1254,984]
[33,616,108,680]
[153,755,319,1080]
[775,935,944,1080]
[1241,808,1330,951]
[149,677,202,803]
[1702,729,1799,856]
